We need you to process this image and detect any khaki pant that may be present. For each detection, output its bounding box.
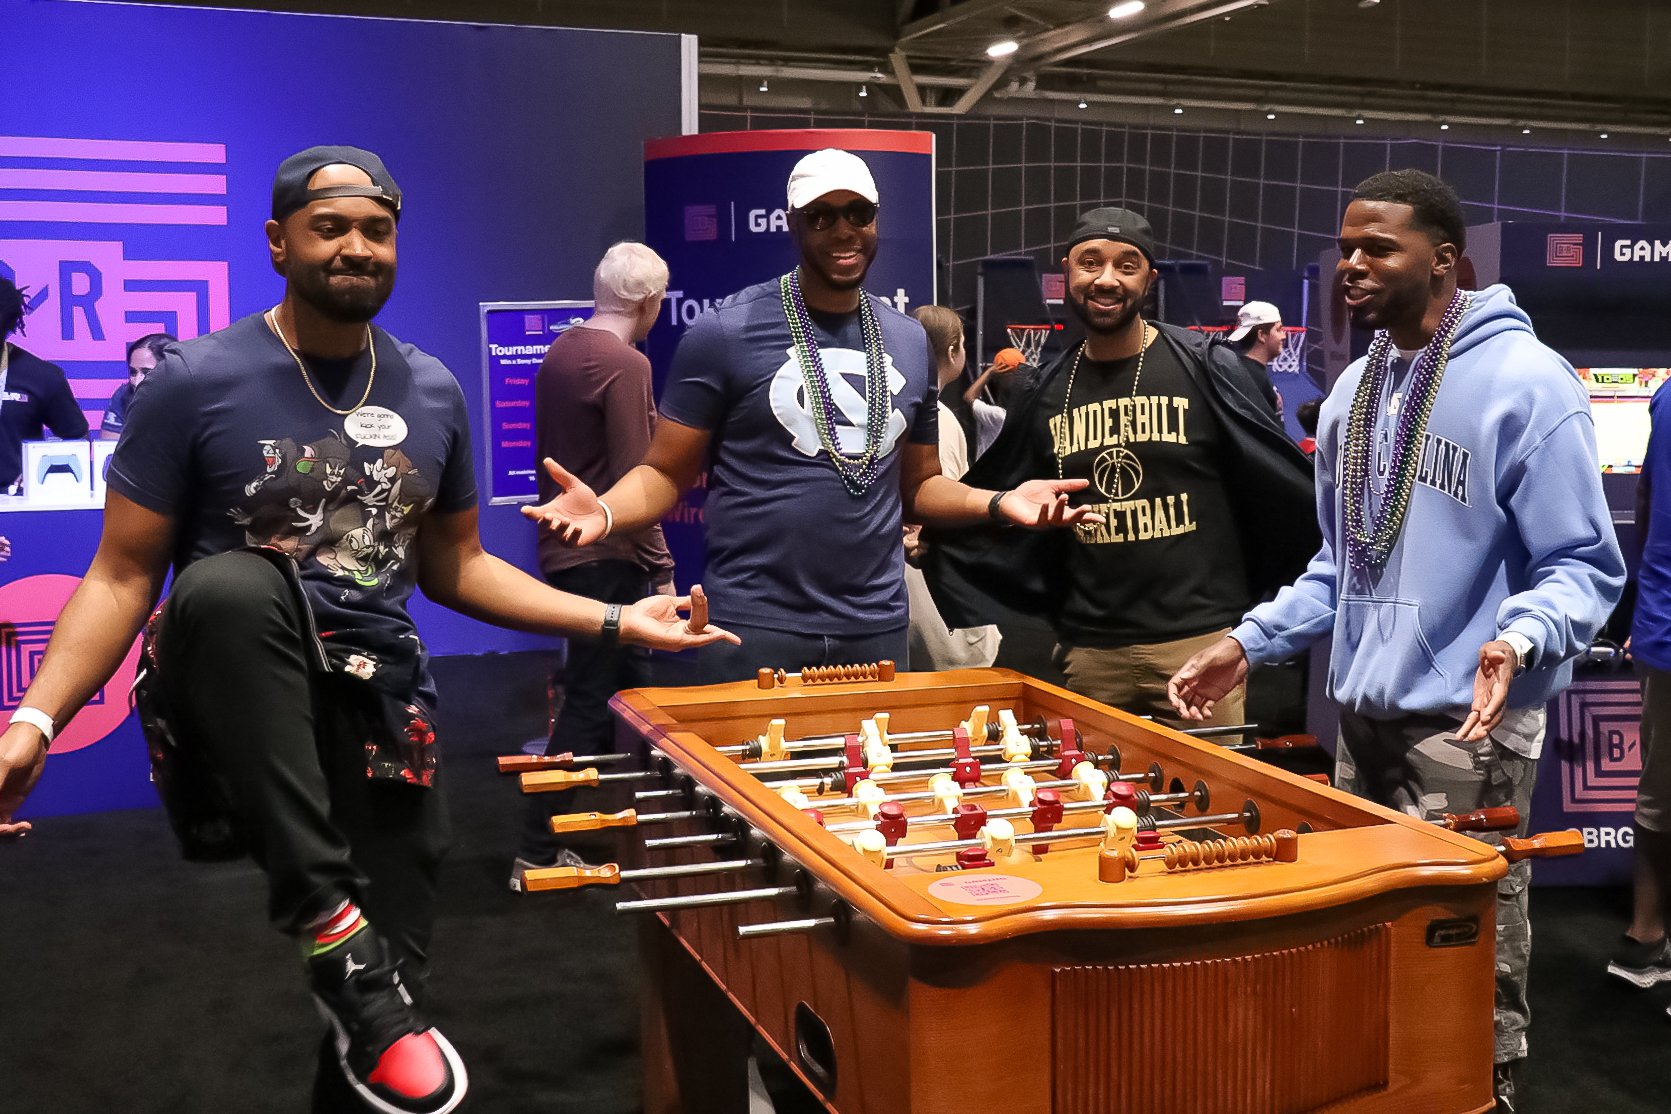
[1056,627,1245,729]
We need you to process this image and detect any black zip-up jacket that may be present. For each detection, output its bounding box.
[922,322,1320,633]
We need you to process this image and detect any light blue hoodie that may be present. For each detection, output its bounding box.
[1232,284,1624,731]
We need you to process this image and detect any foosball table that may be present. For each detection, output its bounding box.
[505,666,1572,1114]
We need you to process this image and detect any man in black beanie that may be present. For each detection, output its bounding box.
[926,206,1317,726]
[0,144,735,1114]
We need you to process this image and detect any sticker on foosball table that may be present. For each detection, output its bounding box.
[925,874,1044,906]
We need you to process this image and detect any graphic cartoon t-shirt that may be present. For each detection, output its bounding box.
[659,280,936,632]
[109,313,476,708]
[1036,339,1249,647]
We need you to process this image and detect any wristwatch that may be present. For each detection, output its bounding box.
[600,603,623,645]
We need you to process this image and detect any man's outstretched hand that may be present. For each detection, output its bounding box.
[1167,636,1250,722]
[521,459,610,546]
[0,723,48,840]
[1458,640,1518,741]
[997,479,1106,530]
[621,588,741,652]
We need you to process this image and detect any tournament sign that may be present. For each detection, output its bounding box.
[479,301,594,504]
[642,129,936,589]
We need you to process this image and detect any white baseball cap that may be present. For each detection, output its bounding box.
[1228,301,1282,341]
[786,149,880,211]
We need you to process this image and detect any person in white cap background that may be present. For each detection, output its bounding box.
[1226,300,1284,416]
[527,148,1098,684]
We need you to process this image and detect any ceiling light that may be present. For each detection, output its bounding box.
[1600,132,1610,139]
[987,39,1019,58]
[1439,122,1450,131]
[758,78,768,92]
[1078,97,1089,109]
[1108,1,1146,18]
[1173,105,1184,115]
[1522,126,1533,134]
[1357,0,1381,7]
[1265,111,1277,120]
[1354,116,1366,125]
[858,85,868,97]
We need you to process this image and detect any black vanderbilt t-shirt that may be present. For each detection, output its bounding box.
[1035,338,1250,647]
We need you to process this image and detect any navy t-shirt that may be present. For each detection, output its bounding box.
[108,313,477,705]
[659,280,937,632]
[1,343,90,490]
[101,381,136,436]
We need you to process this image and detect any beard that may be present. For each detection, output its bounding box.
[290,261,395,324]
[1065,286,1144,337]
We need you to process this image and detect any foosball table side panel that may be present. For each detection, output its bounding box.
[896,886,1497,1114]
[644,906,921,1114]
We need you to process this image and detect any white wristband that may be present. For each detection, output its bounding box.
[9,706,55,743]
[596,498,615,539]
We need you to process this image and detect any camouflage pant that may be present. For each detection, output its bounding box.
[1336,707,1543,1064]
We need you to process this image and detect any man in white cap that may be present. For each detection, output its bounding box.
[526,148,1098,682]
[1226,300,1284,415]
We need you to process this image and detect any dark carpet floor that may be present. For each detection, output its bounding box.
[2,650,1668,1114]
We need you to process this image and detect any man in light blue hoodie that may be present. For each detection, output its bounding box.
[1168,169,1624,1113]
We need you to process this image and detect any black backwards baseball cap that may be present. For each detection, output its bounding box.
[271,145,402,224]
[1065,206,1156,265]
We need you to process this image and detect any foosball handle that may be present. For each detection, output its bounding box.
[548,809,638,834]
[520,863,623,892]
[519,767,600,793]
[1441,807,1521,833]
[1501,830,1585,862]
[497,752,575,772]
[1257,734,1319,750]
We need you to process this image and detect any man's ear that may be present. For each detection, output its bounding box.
[266,218,287,277]
[1432,240,1459,278]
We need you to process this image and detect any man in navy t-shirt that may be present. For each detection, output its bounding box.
[0,145,735,1114]
[527,148,1098,682]
[0,277,89,492]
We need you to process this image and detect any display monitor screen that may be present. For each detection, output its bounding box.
[1580,368,1669,473]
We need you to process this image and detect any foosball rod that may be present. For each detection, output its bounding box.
[765,757,1165,809]
[617,884,799,914]
[743,734,1063,776]
[519,767,663,794]
[496,750,635,773]
[822,779,1209,835]
[518,856,762,892]
[544,808,707,835]
[716,713,1055,760]
[886,799,1259,860]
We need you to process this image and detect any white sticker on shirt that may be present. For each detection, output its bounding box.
[345,405,408,448]
[768,346,908,459]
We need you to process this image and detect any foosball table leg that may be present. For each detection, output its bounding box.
[639,919,753,1114]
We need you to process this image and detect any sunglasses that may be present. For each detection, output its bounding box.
[797,199,879,231]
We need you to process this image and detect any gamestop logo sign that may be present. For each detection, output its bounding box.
[1613,237,1671,264]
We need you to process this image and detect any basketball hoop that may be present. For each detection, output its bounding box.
[1006,323,1061,367]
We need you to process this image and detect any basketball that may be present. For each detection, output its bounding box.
[991,347,1026,373]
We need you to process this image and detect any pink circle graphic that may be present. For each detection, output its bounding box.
[926,873,1045,906]
[0,574,142,755]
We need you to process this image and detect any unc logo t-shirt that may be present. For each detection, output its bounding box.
[659,279,936,633]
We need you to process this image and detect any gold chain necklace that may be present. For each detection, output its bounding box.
[1054,321,1153,480]
[265,308,376,416]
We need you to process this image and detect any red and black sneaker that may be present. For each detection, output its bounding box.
[307,926,467,1114]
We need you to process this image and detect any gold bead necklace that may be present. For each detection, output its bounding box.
[265,307,376,416]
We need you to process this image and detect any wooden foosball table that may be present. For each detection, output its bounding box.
[506,666,1563,1114]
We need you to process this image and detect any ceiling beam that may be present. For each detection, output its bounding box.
[889,49,927,113]
[950,57,1013,113]
[1025,0,1268,68]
